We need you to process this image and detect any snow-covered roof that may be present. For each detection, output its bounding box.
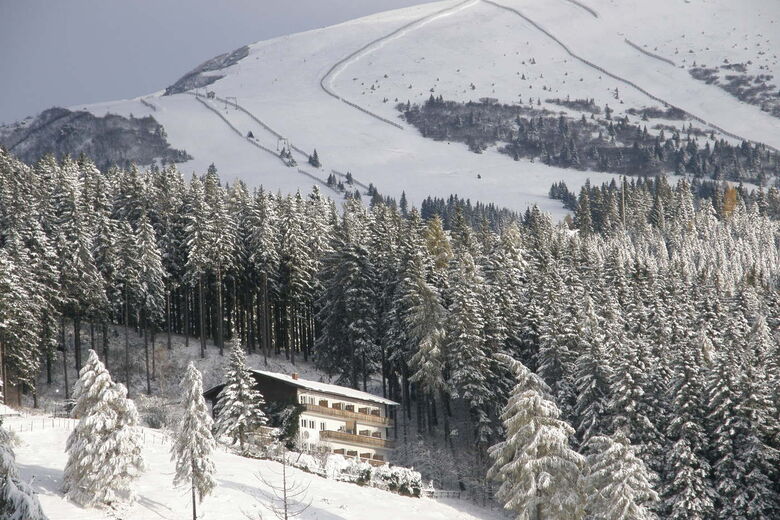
[252,370,399,406]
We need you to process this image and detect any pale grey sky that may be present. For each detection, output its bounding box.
[0,0,429,123]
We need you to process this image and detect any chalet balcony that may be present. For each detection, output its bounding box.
[320,429,396,449]
[303,403,393,427]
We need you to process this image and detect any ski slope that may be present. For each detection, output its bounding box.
[8,418,500,520]
[70,0,780,217]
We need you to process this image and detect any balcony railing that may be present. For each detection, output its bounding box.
[303,403,393,427]
[320,429,396,449]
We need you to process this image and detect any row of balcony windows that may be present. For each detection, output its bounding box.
[298,395,382,417]
[299,418,384,440]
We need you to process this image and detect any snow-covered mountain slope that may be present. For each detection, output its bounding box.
[9,420,500,520]
[56,0,780,216]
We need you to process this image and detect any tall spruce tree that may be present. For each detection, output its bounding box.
[171,362,217,520]
[583,432,658,520]
[488,353,584,520]
[136,213,165,394]
[446,252,493,448]
[214,338,268,453]
[63,350,144,507]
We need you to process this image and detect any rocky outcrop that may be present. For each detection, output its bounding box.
[164,45,249,96]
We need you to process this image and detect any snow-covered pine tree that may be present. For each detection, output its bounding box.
[705,346,780,519]
[308,149,321,168]
[278,192,315,364]
[248,188,280,358]
[407,273,449,440]
[115,219,141,395]
[136,212,165,394]
[213,338,267,453]
[536,264,579,419]
[185,175,214,358]
[53,157,107,374]
[203,169,236,355]
[583,432,658,520]
[573,295,614,444]
[0,246,44,395]
[62,350,144,508]
[315,207,378,389]
[0,419,48,520]
[662,330,715,520]
[488,353,584,520]
[446,252,492,448]
[171,362,217,520]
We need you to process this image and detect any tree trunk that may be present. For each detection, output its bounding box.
[217,268,224,356]
[102,322,109,371]
[167,289,172,350]
[288,304,295,365]
[184,286,190,349]
[61,316,70,400]
[380,340,387,398]
[257,289,266,365]
[362,351,367,391]
[191,461,197,520]
[73,313,82,373]
[440,389,453,449]
[199,276,206,358]
[144,311,151,395]
[125,289,131,396]
[260,272,270,363]
[247,292,255,353]
[152,329,157,380]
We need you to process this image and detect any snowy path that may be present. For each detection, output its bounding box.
[319,0,478,131]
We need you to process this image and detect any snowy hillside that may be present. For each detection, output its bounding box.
[6,418,501,520]
[8,0,780,216]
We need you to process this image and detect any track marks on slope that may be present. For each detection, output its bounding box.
[192,94,286,165]
[481,0,778,153]
[320,0,479,130]
[624,39,676,67]
[189,94,368,199]
[563,0,598,18]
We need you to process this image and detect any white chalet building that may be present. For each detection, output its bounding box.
[205,370,398,464]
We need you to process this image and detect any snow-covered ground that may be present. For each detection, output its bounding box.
[68,0,780,218]
[6,417,502,520]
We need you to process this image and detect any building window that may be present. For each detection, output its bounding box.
[300,418,306,428]
[309,396,315,404]
[320,422,326,431]
[299,395,306,404]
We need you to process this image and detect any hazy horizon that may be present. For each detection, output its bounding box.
[0,0,429,124]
